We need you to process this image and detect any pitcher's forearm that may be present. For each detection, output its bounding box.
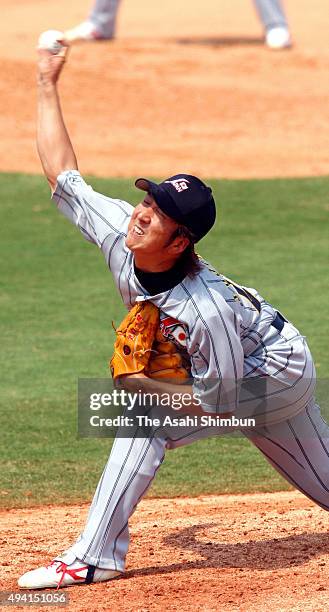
[37,81,78,189]
[118,373,232,418]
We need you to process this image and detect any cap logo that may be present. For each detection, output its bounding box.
[164,178,190,193]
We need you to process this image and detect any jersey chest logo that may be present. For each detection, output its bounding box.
[160,316,188,347]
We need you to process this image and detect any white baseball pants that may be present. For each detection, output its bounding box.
[88,0,289,39]
[70,399,329,572]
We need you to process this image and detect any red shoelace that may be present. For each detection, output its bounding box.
[48,560,89,589]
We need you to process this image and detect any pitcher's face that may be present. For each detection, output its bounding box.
[126,194,179,256]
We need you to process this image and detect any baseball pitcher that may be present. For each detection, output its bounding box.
[18,46,326,590]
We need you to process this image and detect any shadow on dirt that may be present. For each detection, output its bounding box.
[124,522,329,578]
[175,36,264,47]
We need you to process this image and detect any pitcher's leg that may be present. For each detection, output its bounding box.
[70,432,166,571]
[253,0,288,29]
[89,0,121,38]
[246,400,329,510]
[253,0,291,49]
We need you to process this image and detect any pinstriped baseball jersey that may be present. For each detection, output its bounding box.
[53,170,315,424]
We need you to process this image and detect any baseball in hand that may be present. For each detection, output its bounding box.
[38,30,65,54]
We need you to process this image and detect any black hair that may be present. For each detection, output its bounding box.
[169,225,202,277]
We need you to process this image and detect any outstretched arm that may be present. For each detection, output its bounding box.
[37,46,78,190]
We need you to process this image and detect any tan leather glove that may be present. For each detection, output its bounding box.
[110,301,159,379]
[110,303,191,382]
[145,329,191,381]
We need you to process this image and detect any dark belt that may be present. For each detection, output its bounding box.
[271,312,287,333]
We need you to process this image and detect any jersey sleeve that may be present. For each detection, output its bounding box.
[188,302,244,414]
[52,170,133,249]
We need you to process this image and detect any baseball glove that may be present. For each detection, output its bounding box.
[110,302,190,381]
[145,328,191,381]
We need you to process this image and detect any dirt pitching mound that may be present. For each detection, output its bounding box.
[1,0,328,179]
[2,492,329,611]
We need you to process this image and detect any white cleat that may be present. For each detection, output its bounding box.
[18,549,121,589]
[64,21,113,43]
[265,27,292,50]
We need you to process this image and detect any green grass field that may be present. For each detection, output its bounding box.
[1,173,328,508]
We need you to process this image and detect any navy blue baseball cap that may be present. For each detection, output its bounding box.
[135,174,216,243]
